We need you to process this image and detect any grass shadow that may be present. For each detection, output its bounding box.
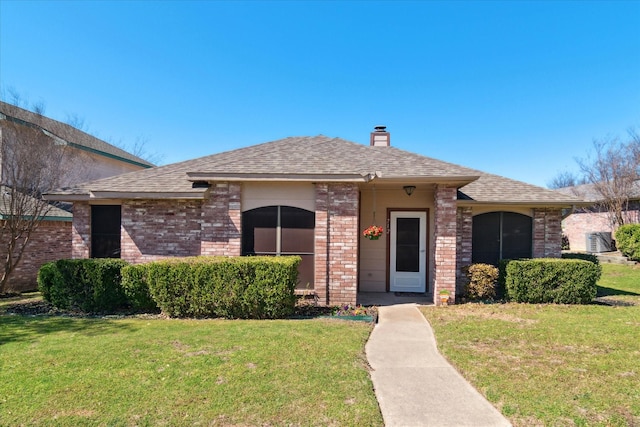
[597,285,640,297]
[0,315,138,347]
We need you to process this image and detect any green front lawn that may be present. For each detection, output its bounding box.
[0,307,383,426]
[421,263,640,426]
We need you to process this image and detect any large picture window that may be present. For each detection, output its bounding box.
[242,206,315,289]
[91,205,121,258]
[472,212,532,264]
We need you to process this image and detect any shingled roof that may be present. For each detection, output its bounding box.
[1,186,72,221]
[0,101,154,168]
[555,180,640,202]
[45,135,583,206]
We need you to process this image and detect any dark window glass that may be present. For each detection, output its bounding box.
[281,206,315,229]
[472,213,501,264]
[242,206,315,289]
[91,205,121,258]
[242,206,277,255]
[396,217,420,272]
[502,212,532,260]
[472,212,532,264]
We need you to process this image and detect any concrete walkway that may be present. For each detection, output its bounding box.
[366,304,512,427]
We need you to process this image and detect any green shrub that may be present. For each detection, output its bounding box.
[497,259,517,299]
[38,259,129,312]
[463,263,499,301]
[121,264,159,312]
[146,256,300,319]
[561,252,600,265]
[615,224,640,261]
[505,258,601,304]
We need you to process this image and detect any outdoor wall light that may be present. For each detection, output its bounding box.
[403,185,416,196]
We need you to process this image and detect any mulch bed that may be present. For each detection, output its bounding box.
[3,298,377,320]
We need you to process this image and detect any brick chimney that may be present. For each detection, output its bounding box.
[370,125,390,146]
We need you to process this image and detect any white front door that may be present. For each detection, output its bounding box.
[390,211,427,293]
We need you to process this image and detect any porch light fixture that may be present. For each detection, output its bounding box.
[403,185,416,196]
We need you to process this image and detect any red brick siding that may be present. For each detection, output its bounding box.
[71,184,242,265]
[563,204,639,252]
[329,183,359,306]
[434,186,457,305]
[121,200,203,263]
[0,219,71,292]
[532,208,563,258]
[316,183,359,306]
[314,183,329,305]
[200,183,242,256]
[456,207,473,295]
[72,202,90,258]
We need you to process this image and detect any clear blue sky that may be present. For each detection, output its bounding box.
[1,1,639,187]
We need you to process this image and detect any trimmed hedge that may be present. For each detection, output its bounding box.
[463,263,499,301]
[561,252,600,265]
[121,264,158,312]
[505,258,601,304]
[38,259,129,312]
[127,256,300,319]
[615,224,640,261]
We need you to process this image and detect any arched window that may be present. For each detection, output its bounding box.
[472,212,532,265]
[242,206,315,289]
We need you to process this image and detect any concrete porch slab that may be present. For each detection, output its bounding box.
[358,291,434,306]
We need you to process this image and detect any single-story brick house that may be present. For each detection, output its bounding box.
[45,127,582,305]
[558,181,640,252]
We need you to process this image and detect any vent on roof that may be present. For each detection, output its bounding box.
[370,125,390,147]
[191,181,211,189]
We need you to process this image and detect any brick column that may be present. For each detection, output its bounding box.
[456,207,473,295]
[533,208,562,258]
[434,186,457,305]
[72,201,90,258]
[121,202,143,263]
[326,183,359,306]
[314,184,329,305]
[201,182,242,256]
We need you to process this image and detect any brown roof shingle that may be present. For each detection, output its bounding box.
[45,135,583,206]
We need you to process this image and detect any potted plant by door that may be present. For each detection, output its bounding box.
[363,225,384,240]
[438,289,451,306]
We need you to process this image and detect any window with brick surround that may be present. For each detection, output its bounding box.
[472,211,532,264]
[91,205,121,258]
[241,206,314,289]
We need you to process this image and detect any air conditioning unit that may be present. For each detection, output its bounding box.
[585,232,613,253]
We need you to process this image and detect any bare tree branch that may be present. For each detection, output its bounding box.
[577,133,640,228]
[547,171,585,189]
[0,119,80,293]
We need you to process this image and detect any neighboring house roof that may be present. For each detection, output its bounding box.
[45,135,582,206]
[556,180,640,203]
[1,186,72,221]
[0,101,154,168]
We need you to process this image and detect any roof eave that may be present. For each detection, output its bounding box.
[186,172,372,183]
[456,200,588,208]
[44,190,209,201]
[90,191,208,200]
[43,193,91,202]
[377,175,480,187]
